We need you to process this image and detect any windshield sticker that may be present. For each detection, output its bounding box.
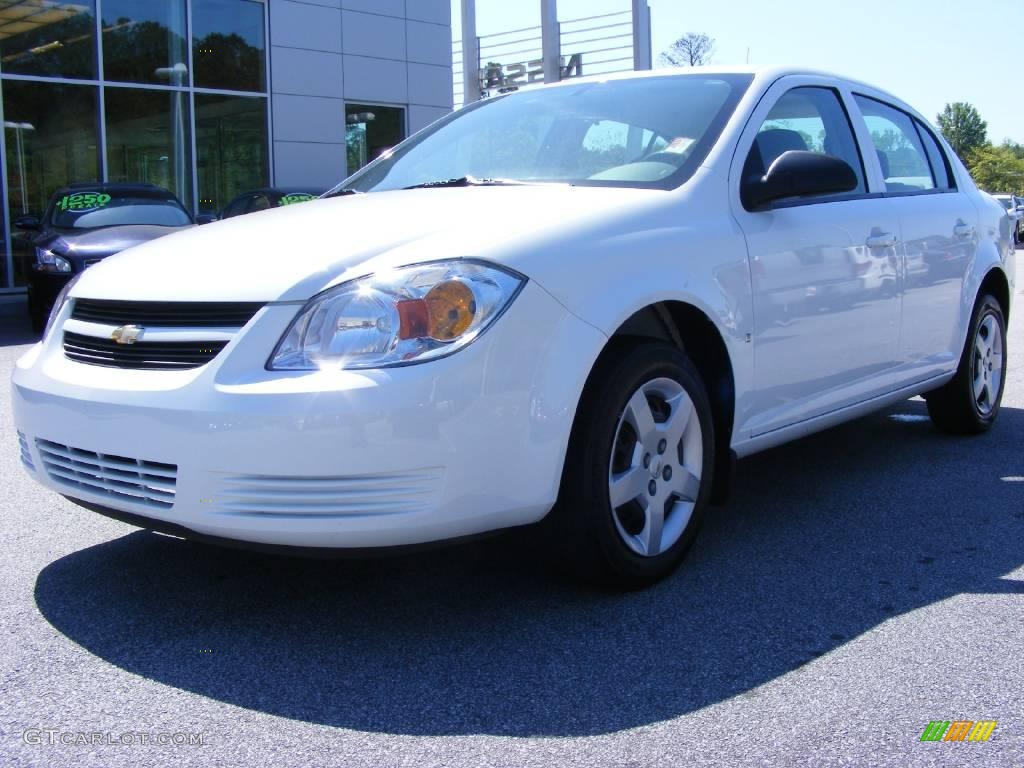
[279,193,316,206]
[57,192,112,213]
[663,137,695,155]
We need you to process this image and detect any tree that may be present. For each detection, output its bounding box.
[936,102,987,161]
[1002,140,1024,161]
[660,33,715,67]
[965,144,1024,195]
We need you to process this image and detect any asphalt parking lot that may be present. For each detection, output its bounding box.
[1,264,1022,768]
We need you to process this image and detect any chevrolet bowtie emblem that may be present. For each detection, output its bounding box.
[111,324,143,345]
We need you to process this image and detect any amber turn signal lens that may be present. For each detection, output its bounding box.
[425,280,477,340]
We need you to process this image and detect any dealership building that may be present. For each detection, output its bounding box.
[0,0,649,295]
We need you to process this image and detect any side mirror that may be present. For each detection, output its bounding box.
[195,213,218,225]
[742,150,859,210]
[14,214,40,231]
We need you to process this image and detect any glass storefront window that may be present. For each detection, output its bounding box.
[2,80,99,286]
[0,0,96,79]
[0,2,272,288]
[101,0,188,86]
[192,0,266,93]
[104,87,193,210]
[195,93,268,213]
[345,104,405,175]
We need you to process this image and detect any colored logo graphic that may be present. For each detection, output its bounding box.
[57,192,111,212]
[920,720,996,742]
[280,193,316,206]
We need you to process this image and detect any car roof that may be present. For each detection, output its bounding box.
[492,65,933,131]
[503,65,900,101]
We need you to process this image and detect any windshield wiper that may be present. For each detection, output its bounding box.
[321,187,364,198]
[402,175,529,190]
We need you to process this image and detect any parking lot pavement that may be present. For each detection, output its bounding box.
[1,266,1022,768]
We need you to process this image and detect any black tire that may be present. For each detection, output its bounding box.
[925,294,1006,434]
[548,340,715,588]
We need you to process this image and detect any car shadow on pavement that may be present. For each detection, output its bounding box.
[33,400,1024,737]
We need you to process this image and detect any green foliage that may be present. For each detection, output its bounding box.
[1002,140,1024,161]
[966,144,1024,195]
[936,102,987,161]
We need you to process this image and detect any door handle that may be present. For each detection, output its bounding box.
[953,223,975,239]
[866,232,897,248]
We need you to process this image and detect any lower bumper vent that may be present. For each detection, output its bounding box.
[36,439,177,509]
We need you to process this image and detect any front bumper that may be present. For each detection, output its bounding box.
[12,282,605,549]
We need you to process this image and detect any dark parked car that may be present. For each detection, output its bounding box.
[217,187,325,219]
[992,194,1023,243]
[15,183,195,332]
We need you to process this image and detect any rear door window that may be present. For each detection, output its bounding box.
[854,95,936,193]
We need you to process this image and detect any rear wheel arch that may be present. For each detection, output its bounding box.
[978,267,1010,323]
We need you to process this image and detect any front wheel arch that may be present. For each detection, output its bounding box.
[576,301,737,504]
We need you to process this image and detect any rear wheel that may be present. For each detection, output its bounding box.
[549,341,715,588]
[925,294,1006,434]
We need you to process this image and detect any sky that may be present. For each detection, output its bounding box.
[451,0,1021,144]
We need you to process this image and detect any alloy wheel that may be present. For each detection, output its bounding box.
[608,377,703,557]
[972,313,1003,416]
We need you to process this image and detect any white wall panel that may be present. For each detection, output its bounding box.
[271,47,344,98]
[270,0,342,52]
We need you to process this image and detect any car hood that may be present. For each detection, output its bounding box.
[71,186,666,303]
[44,224,193,259]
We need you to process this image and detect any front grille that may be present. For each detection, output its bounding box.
[83,258,104,268]
[71,299,263,328]
[17,431,34,471]
[63,331,227,370]
[36,439,177,509]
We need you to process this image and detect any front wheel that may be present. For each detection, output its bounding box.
[549,341,715,588]
[925,294,1006,434]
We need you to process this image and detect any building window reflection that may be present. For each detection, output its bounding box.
[346,104,406,174]
[0,0,97,79]
[192,0,266,92]
[105,87,193,211]
[0,0,271,289]
[101,0,188,86]
[2,80,99,287]
[196,94,268,213]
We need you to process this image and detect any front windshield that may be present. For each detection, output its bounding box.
[50,190,192,229]
[997,198,1012,210]
[337,74,753,193]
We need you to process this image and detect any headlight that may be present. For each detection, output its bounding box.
[44,271,83,339]
[34,247,72,273]
[269,260,525,371]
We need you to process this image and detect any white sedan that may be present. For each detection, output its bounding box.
[12,67,1015,587]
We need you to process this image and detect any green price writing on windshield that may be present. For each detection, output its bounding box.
[57,192,112,212]
[280,194,316,206]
